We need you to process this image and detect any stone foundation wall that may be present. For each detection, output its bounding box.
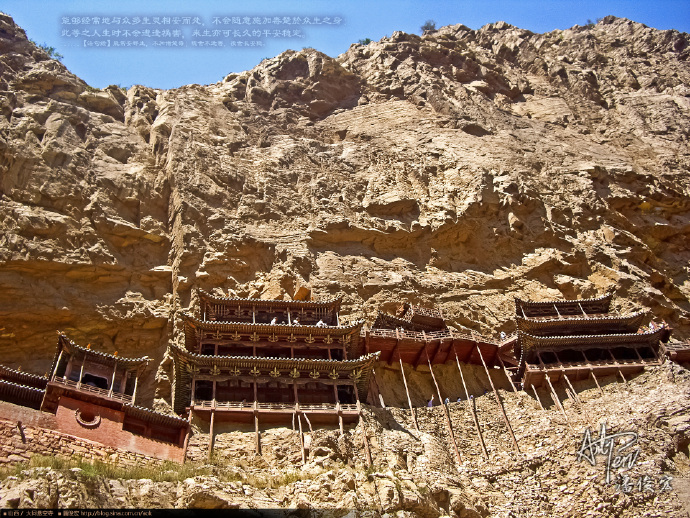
[0,401,176,467]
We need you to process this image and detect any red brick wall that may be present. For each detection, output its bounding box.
[55,397,185,463]
[0,399,185,465]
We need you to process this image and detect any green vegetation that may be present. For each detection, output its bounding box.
[0,453,330,488]
[0,455,205,482]
[31,40,64,61]
[421,20,436,33]
[358,38,372,45]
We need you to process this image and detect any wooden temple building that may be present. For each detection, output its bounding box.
[365,303,509,368]
[513,292,672,390]
[169,290,378,456]
[0,334,188,462]
[0,288,687,467]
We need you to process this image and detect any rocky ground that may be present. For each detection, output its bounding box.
[1,363,689,516]
[1,10,690,515]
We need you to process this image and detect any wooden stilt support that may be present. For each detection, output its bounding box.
[427,348,462,464]
[297,413,306,464]
[563,373,581,404]
[477,347,520,454]
[399,358,419,432]
[353,383,372,468]
[254,412,261,455]
[545,375,567,420]
[497,355,517,392]
[208,409,216,459]
[590,369,603,395]
[182,408,193,463]
[455,351,488,460]
[618,368,628,387]
[531,384,544,410]
[303,412,313,433]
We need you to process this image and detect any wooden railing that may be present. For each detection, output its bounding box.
[53,377,132,403]
[193,400,358,412]
[365,327,497,344]
[527,357,660,371]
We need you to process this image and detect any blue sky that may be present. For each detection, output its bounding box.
[2,0,689,89]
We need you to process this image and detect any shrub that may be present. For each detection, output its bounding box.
[421,20,436,33]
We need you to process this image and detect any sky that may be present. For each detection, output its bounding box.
[2,0,689,90]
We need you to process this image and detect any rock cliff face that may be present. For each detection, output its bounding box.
[1,11,690,516]
[0,10,689,422]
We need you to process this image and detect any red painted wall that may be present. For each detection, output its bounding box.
[55,397,185,463]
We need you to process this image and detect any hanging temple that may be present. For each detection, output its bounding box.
[0,289,687,464]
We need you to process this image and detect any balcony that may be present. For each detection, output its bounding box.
[52,377,133,404]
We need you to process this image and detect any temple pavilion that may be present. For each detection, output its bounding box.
[365,302,507,368]
[169,290,378,455]
[0,333,188,462]
[514,292,671,390]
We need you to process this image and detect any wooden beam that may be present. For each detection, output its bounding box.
[108,362,117,398]
[590,369,603,395]
[297,413,305,464]
[442,340,455,364]
[132,373,139,406]
[353,383,372,468]
[563,373,581,404]
[52,349,64,381]
[545,374,567,420]
[303,412,313,432]
[182,409,193,462]
[254,412,261,455]
[454,348,489,460]
[388,341,400,365]
[399,358,419,431]
[429,342,443,365]
[427,347,462,464]
[497,355,517,392]
[412,345,427,370]
[477,347,520,453]
[208,409,216,460]
[531,384,544,410]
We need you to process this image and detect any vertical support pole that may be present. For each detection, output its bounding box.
[531,384,544,410]
[52,350,64,381]
[455,350,489,460]
[353,383,372,468]
[132,373,139,406]
[190,375,196,406]
[497,355,517,392]
[252,304,256,324]
[288,307,292,325]
[399,358,419,431]
[255,412,261,455]
[590,369,603,395]
[208,409,215,460]
[303,412,313,432]
[477,347,520,453]
[182,409,193,462]
[77,355,86,389]
[618,369,628,387]
[212,380,217,405]
[297,413,305,464]
[563,373,581,404]
[334,383,344,435]
[427,347,462,464]
[108,362,117,398]
[545,374,567,420]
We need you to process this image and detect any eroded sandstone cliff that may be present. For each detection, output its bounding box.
[0,13,688,410]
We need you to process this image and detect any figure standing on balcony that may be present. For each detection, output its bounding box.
[427,394,435,407]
